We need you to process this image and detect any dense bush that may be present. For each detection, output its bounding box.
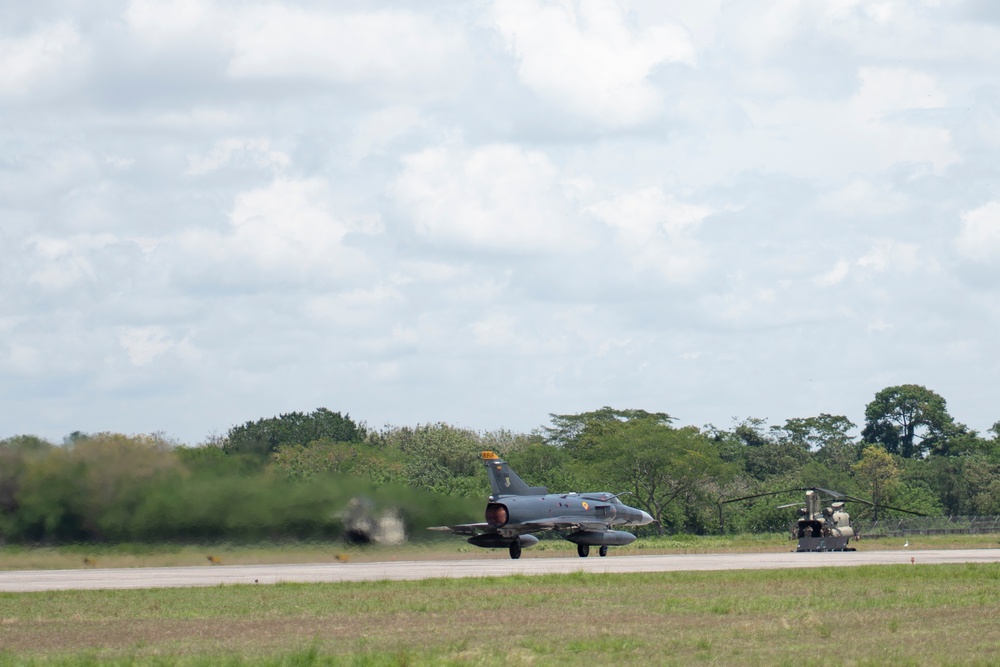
[0,432,478,545]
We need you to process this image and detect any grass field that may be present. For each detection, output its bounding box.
[2,532,998,571]
[1,563,999,665]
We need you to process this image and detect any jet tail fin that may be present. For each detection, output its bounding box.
[481,451,548,496]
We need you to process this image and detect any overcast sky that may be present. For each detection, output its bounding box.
[2,0,999,445]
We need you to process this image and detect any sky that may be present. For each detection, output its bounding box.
[2,0,999,445]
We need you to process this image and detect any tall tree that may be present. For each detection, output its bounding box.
[573,417,729,534]
[732,417,771,448]
[723,418,813,481]
[775,414,860,477]
[224,408,365,457]
[544,407,673,450]
[861,385,955,458]
[503,441,583,494]
[0,436,53,519]
[775,414,856,451]
[852,445,900,520]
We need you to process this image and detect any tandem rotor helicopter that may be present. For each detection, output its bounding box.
[719,487,925,552]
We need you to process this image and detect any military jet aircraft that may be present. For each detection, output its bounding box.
[430,451,654,559]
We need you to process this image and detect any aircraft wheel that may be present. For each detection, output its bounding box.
[509,541,522,560]
[599,546,608,557]
[577,544,590,558]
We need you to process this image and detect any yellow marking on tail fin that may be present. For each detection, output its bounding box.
[481,451,499,460]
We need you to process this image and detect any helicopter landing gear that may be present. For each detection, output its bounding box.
[577,543,590,558]
[509,540,522,559]
[599,546,608,557]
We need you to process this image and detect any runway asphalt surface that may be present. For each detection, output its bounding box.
[2,549,998,592]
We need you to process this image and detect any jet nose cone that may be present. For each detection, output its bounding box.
[638,510,654,525]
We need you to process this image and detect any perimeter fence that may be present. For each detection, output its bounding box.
[853,515,1000,538]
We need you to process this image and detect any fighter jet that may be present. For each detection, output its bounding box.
[430,451,654,559]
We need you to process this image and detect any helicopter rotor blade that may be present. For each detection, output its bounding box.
[836,494,926,516]
[720,489,809,504]
[721,487,851,506]
[878,504,926,517]
[722,486,926,525]
[840,495,926,516]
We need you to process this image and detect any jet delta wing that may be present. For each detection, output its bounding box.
[430,451,653,559]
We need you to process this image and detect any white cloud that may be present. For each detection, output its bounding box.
[704,280,779,325]
[304,286,403,328]
[5,343,42,375]
[593,186,710,236]
[227,7,470,92]
[852,67,947,117]
[958,99,1000,152]
[124,0,220,50]
[4,1,1000,443]
[123,3,472,101]
[392,142,588,253]
[844,69,957,172]
[26,234,118,292]
[816,259,851,287]
[588,186,710,282]
[229,178,347,257]
[0,22,88,97]
[817,178,911,218]
[470,312,521,348]
[862,1,897,24]
[131,108,241,131]
[956,202,1000,261]
[186,138,291,175]
[742,66,959,178]
[0,146,104,212]
[857,239,921,273]
[490,0,695,126]
[716,0,809,65]
[104,155,136,171]
[866,316,895,333]
[119,326,174,366]
[348,107,424,162]
[178,177,365,277]
[393,260,465,285]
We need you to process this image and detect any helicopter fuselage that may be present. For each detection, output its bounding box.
[794,492,856,552]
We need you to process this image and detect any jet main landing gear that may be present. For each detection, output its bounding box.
[508,540,522,559]
[577,544,610,557]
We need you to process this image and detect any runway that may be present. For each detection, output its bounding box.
[1,549,997,592]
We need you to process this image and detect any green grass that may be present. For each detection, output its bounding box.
[3,532,998,571]
[1,564,999,665]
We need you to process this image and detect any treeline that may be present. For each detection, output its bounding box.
[0,429,478,545]
[2,385,1000,545]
